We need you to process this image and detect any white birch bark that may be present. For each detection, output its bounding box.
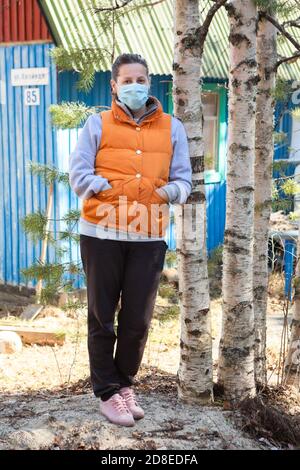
[253,14,277,386]
[173,0,213,404]
[217,0,257,403]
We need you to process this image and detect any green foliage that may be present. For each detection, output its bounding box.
[62,209,81,224]
[165,249,177,268]
[255,0,277,13]
[272,160,291,173]
[50,46,110,93]
[272,149,300,212]
[255,0,294,18]
[281,178,300,196]
[288,211,300,221]
[272,180,279,201]
[272,171,295,213]
[60,298,86,313]
[208,245,223,299]
[158,283,178,304]
[272,197,294,213]
[158,305,180,323]
[272,78,294,102]
[27,161,69,185]
[21,262,65,305]
[209,244,223,265]
[48,0,170,97]
[60,210,81,244]
[21,163,82,305]
[21,211,51,243]
[273,131,288,145]
[204,152,214,169]
[49,102,94,129]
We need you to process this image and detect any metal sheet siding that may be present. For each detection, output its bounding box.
[57,70,171,110]
[274,98,294,161]
[0,43,57,286]
[0,0,52,43]
[40,0,300,80]
[206,181,226,256]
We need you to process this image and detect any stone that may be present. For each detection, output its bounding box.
[162,268,179,283]
[0,331,22,354]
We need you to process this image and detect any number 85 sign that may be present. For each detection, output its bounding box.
[24,88,40,106]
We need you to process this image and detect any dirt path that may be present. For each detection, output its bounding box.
[0,290,291,450]
[0,390,262,450]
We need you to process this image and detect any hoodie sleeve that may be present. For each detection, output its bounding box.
[159,116,192,204]
[69,113,112,200]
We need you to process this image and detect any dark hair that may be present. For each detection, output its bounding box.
[111,53,150,99]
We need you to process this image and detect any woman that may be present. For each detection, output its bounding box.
[69,53,192,427]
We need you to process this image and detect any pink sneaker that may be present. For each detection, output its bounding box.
[99,392,135,427]
[119,386,145,420]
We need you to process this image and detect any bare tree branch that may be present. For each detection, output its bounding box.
[195,0,228,52]
[93,0,166,13]
[282,17,300,30]
[276,51,300,70]
[94,0,133,12]
[260,10,300,51]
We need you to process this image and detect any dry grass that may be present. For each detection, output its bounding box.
[268,271,286,300]
[237,386,300,449]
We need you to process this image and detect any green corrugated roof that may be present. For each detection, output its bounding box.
[39,0,300,80]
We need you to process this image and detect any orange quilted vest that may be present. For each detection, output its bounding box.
[81,97,173,237]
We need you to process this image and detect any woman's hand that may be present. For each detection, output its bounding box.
[155,187,169,202]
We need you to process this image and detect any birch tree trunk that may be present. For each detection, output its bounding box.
[217,0,257,404]
[173,0,213,404]
[253,13,277,387]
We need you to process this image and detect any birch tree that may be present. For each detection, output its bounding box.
[173,0,226,404]
[217,0,258,404]
[253,1,300,386]
[253,9,277,386]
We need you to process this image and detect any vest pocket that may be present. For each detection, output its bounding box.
[95,182,124,201]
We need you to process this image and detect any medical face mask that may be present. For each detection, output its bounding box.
[117,82,150,110]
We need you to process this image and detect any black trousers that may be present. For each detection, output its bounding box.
[80,234,168,399]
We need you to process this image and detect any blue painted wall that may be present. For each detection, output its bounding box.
[0,43,58,287]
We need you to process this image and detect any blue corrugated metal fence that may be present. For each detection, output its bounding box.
[0,43,57,287]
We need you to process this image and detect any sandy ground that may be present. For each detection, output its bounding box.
[0,389,263,450]
[0,284,293,450]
